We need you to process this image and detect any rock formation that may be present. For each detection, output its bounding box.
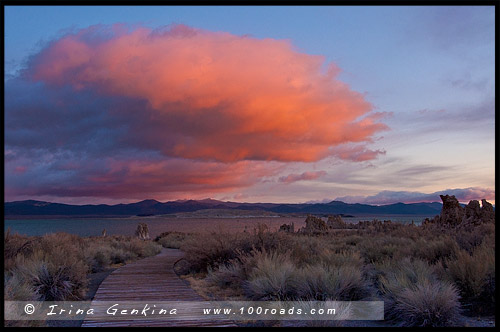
[135,222,150,240]
[439,195,465,226]
[424,195,495,227]
[480,199,495,224]
[464,200,481,225]
[279,223,295,233]
[326,215,346,229]
[299,215,328,234]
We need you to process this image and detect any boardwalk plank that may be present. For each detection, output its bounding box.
[81,248,236,327]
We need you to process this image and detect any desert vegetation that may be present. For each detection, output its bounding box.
[4,195,495,327]
[4,229,162,327]
[158,196,495,327]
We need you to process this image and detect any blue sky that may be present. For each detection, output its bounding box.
[4,6,495,204]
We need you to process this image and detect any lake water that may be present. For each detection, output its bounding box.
[4,215,433,238]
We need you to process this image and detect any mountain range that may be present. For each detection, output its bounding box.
[4,198,444,217]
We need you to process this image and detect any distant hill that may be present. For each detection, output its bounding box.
[4,199,443,217]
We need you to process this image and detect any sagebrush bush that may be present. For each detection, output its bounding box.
[181,232,245,272]
[377,258,461,326]
[4,273,36,301]
[181,226,290,273]
[359,237,406,264]
[411,236,459,264]
[4,229,34,271]
[294,263,367,301]
[444,239,495,314]
[206,263,244,289]
[12,248,89,301]
[242,249,297,300]
[4,273,45,327]
[5,232,162,303]
[392,281,461,327]
[155,232,189,249]
[453,223,495,253]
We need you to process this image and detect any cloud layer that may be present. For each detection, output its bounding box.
[6,24,387,201]
[279,171,327,184]
[335,187,495,205]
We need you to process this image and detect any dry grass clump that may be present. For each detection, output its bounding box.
[181,224,289,273]
[241,249,297,300]
[206,262,245,289]
[4,231,162,307]
[14,250,88,301]
[155,231,189,249]
[181,231,248,272]
[4,229,35,270]
[5,232,89,301]
[453,223,495,253]
[4,272,38,304]
[410,236,460,264]
[83,235,162,272]
[358,236,412,264]
[444,237,495,314]
[294,263,367,301]
[377,258,461,327]
[4,273,45,327]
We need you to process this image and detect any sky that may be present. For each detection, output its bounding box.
[4,6,495,205]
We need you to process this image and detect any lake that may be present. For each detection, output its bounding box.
[4,215,433,237]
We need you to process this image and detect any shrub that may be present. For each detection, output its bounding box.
[286,235,332,265]
[4,273,36,301]
[181,229,289,273]
[377,258,461,327]
[242,249,297,300]
[206,263,244,289]
[155,232,188,249]
[4,273,45,327]
[444,239,495,314]
[181,232,244,272]
[294,263,368,301]
[13,253,88,301]
[5,232,163,303]
[85,245,113,272]
[454,223,495,253]
[411,236,459,264]
[137,240,163,257]
[359,237,407,264]
[4,229,34,271]
[392,281,461,327]
[83,235,162,268]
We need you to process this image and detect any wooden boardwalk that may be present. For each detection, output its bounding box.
[82,248,237,327]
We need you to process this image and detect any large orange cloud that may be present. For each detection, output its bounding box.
[28,24,387,163]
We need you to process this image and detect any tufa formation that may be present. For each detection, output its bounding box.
[423,195,495,227]
[135,222,150,240]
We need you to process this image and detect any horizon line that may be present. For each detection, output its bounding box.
[4,197,464,207]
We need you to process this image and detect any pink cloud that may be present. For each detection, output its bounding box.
[279,171,327,184]
[329,144,386,162]
[13,166,27,174]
